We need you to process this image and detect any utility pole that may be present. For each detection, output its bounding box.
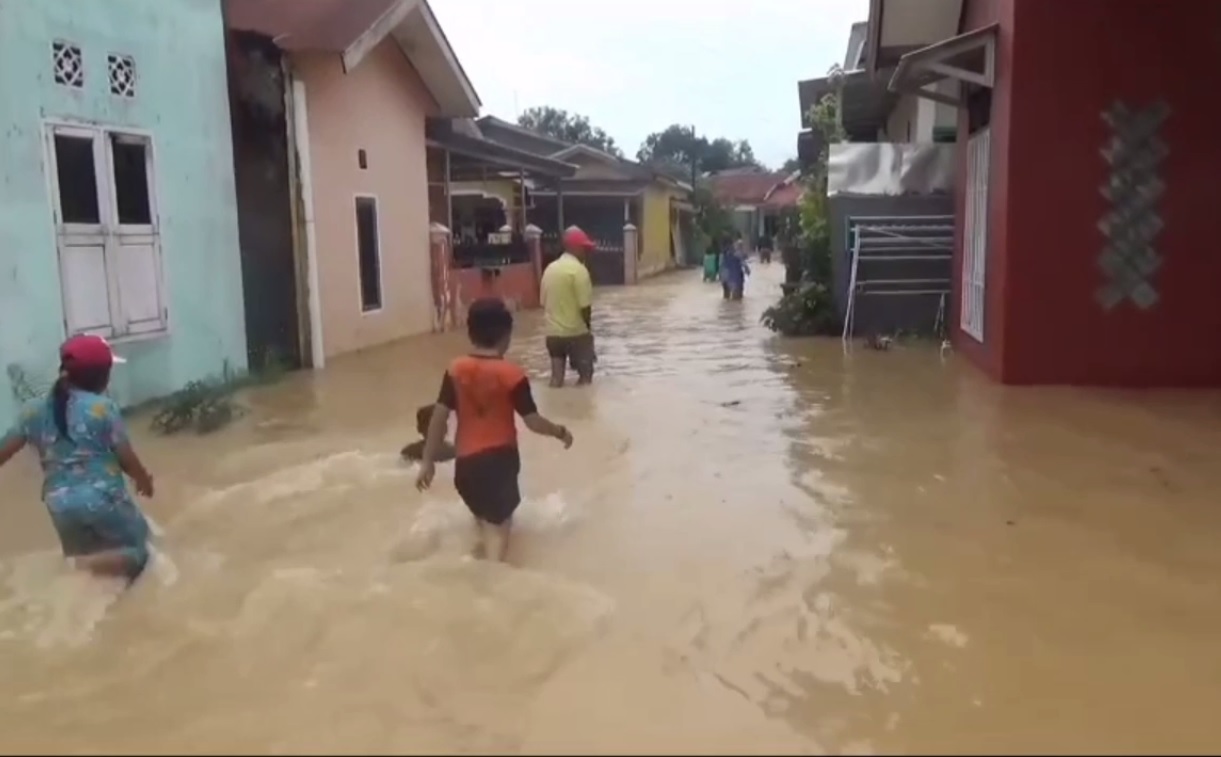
[689,123,698,189]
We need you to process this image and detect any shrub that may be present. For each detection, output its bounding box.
[761,282,841,337]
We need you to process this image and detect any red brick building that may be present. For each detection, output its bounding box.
[868,0,1221,386]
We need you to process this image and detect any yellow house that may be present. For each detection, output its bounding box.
[465,116,694,286]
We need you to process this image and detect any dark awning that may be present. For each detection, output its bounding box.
[798,69,896,141]
[531,179,649,197]
[888,24,997,108]
[425,118,578,180]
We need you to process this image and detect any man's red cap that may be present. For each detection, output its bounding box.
[60,334,125,369]
[563,226,596,251]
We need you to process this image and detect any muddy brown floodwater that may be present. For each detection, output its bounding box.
[3,263,1221,754]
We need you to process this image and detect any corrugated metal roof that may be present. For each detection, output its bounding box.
[225,0,397,52]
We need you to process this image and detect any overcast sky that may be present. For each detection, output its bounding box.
[430,0,869,169]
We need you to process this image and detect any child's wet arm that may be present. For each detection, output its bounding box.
[513,378,566,439]
[421,374,455,464]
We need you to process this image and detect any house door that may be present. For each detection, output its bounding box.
[46,125,166,340]
[960,127,991,342]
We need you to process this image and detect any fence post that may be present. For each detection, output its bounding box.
[524,224,543,308]
[429,223,454,331]
[623,223,638,285]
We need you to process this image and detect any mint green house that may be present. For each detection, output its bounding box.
[0,0,247,428]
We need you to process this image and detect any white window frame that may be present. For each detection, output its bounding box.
[43,119,166,342]
[960,127,990,342]
[353,193,384,314]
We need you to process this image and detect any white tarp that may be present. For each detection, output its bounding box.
[827,142,956,197]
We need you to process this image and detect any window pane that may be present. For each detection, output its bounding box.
[356,197,382,311]
[110,134,152,225]
[53,134,100,224]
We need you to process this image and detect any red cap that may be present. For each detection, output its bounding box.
[60,334,125,369]
[562,226,596,251]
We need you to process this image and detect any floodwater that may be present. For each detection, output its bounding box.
[2,264,1221,755]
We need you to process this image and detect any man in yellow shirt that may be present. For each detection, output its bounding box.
[540,226,596,387]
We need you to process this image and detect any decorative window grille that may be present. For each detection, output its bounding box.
[960,127,991,342]
[107,54,137,98]
[1096,100,1170,311]
[52,41,84,88]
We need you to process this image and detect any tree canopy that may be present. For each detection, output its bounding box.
[636,125,761,173]
[517,106,624,157]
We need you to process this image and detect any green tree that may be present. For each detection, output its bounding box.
[795,93,846,284]
[636,125,761,174]
[517,106,624,157]
[691,183,736,256]
[762,92,846,337]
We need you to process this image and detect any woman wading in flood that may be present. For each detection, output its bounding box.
[0,335,155,584]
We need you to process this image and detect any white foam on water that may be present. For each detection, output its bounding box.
[0,551,124,650]
[0,526,179,651]
[214,556,617,723]
[392,491,581,563]
[181,449,411,522]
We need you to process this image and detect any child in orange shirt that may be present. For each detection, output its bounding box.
[415,298,573,560]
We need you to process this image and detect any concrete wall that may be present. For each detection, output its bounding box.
[0,0,246,427]
[887,83,958,142]
[639,186,675,278]
[952,0,1221,386]
[296,40,439,360]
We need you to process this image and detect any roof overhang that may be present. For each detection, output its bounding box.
[426,120,578,179]
[532,179,650,197]
[865,0,963,74]
[342,0,481,118]
[798,69,896,140]
[888,24,997,108]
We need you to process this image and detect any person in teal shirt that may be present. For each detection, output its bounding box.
[0,335,156,584]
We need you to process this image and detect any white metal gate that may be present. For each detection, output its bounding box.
[841,215,955,345]
[960,127,991,342]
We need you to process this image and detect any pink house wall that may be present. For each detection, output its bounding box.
[294,40,440,359]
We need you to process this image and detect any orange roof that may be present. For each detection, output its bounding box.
[706,171,788,206]
[763,181,803,208]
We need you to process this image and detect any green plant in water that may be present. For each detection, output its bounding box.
[150,353,289,436]
[761,282,841,337]
[766,92,846,335]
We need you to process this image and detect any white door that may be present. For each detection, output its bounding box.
[960,128,991,342]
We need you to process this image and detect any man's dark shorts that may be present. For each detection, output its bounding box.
[454,446,522,525]
[545,333,595,374]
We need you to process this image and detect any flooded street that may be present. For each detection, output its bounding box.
[3,263,1221,754]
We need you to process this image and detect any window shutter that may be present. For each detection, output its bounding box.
[59,241,115,336]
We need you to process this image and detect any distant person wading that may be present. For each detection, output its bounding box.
[540,226,597,387]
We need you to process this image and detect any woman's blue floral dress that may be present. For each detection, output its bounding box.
[2,390,150,566]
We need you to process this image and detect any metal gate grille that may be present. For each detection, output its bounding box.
[842,214,955,343]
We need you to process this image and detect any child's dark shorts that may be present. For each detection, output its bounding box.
[454,446,522,525]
